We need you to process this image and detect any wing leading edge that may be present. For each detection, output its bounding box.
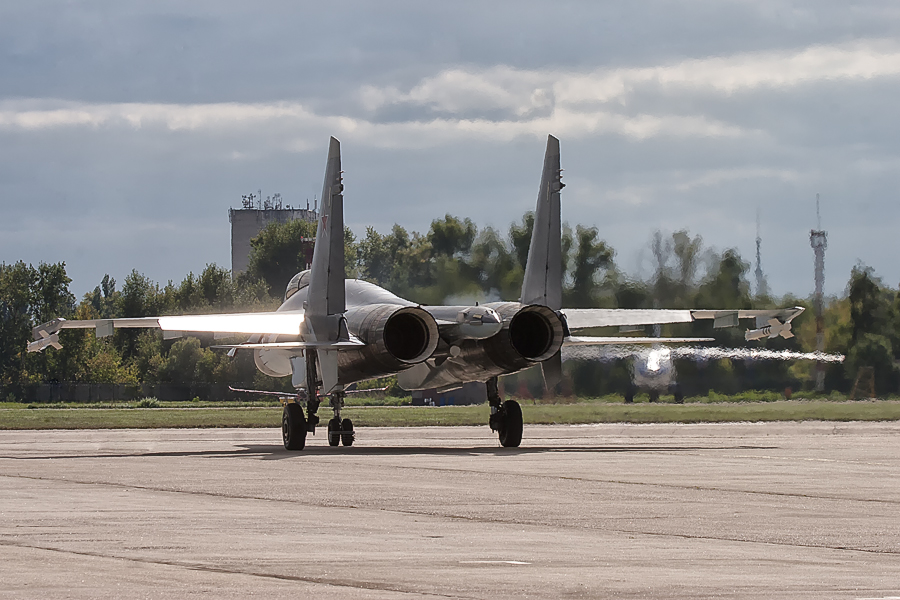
[27,312,307,353]
[564,307,805,332]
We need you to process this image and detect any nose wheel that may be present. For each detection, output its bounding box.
[326,393,355,446]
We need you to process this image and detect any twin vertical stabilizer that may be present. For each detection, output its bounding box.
[520,135,564,388]
[307,137,346,320]
[520,135,563,311]
[305,137,347,393]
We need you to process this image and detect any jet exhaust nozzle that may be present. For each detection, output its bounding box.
[508,305,564,362]
[478,302,565,375]
[341,304,440,375]
[382,306,440,364]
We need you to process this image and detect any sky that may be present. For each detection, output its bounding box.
[2,0,899,299]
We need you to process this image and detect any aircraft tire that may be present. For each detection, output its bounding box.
[498,400,523,448]
[282,404,307,451]
[327,417,342,447]
[341,418,354,446]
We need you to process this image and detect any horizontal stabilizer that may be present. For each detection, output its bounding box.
[228,385,383,397]
[563,336,714,346]
[541,351,563,388]
[212,338,365,351]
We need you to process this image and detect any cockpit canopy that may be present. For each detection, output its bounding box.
[284,270,311,301]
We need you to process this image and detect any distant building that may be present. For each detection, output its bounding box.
[229,193,317,275]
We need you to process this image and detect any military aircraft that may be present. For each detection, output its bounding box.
[28,135,804,450]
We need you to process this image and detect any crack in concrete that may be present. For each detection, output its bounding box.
[2,471,897,557]
[0,538,476,599]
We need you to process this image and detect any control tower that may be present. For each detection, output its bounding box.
[229,192,317,275]
[809,194,827,392]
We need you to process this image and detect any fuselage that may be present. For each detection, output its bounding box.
[632,346,676,391]
[253,271,563,392]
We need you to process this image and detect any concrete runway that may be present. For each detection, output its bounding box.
[1,422,899,599]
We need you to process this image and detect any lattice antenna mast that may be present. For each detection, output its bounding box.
[754,208,768,298]
[810,193,828,392]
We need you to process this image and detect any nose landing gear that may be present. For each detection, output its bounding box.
[327,392,354,447]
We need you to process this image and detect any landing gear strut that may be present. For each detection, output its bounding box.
[327,391,354,447]
[306,349,321,433]
[487,377,522,448]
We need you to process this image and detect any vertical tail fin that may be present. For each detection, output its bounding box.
[307,136,345,318]
[520,134,563,310]
[304,137,346,394]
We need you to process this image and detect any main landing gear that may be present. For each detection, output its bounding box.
[282,390,355,450]
[487,377,523,448]
[282,398,307,451]
[282,348,354,451]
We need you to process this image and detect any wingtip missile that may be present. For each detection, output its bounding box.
[744,319,794,342]
[28,318,67,352]
[27,333,62,353]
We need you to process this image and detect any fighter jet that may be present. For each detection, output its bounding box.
[28,135,804,450]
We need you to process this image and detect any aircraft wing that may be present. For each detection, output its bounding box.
[563,336,714,346]
[563,307,805,331]
[27,312,307,353]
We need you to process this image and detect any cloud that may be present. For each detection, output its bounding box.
[557,39,900,102]
[359,40,900,116]
[3,21,900,299]
[0,99,744,146]
[5,39,897,150]
[0,100,319,131]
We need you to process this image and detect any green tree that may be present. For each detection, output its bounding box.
[847,265,889,344]
[79,342,138,384]
[245,219,317,297]
[566,225,614,308]
[429,214,476,258]
[845,333,898,395]
[694,249,751,310]
[84,274,118,319]
[32,262,76,324]
[157,337,236,384]
[117,269,164,318]
[509,212,534,272]
[671,230,703,307]
[469,226,517,299]
[0,262,37,383]
[0,261,76,384]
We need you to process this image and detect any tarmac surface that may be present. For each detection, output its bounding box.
[1,421,899,599]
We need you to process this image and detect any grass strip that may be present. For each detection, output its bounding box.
[2,400,900,430]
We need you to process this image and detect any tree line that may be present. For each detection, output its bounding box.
[1,213,896,397]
